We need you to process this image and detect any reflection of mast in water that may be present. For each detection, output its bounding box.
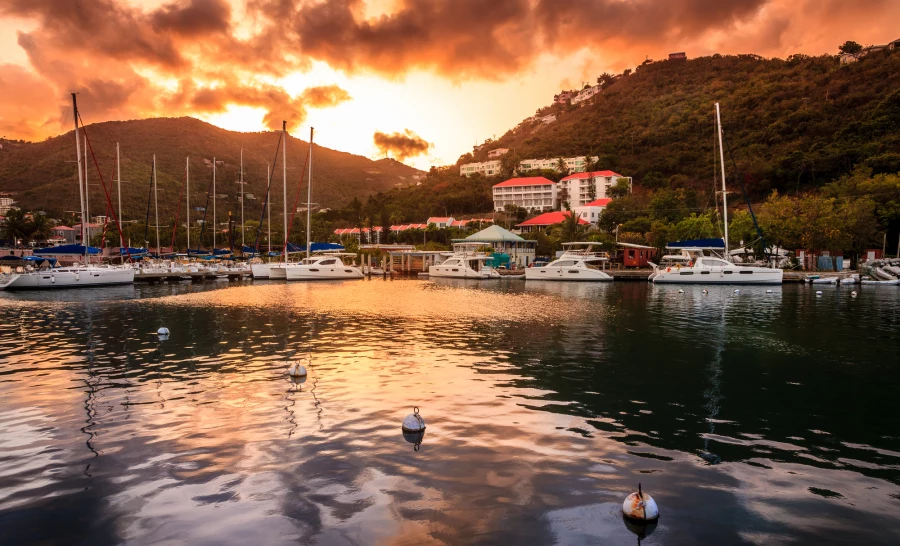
[700,300,726,465]
[81,310,100,482]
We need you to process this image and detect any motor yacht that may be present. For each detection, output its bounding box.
[428,243,500,279]
[283,253,364,281]
[524,242,613,281]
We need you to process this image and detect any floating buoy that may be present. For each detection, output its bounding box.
[157,327,169,336]
[678,289,684,294]
[733,289,740,294]
[287,362,307,378]
[851,291,858,297]
[815,290,823,296]
[402,407,426,433]
[623,483,659,522]
[766,289,773,294]
[702,289,708,294]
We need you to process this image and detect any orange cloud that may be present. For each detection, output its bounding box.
[373,129,432,160]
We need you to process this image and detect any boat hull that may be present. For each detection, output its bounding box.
[652,267,783,284]
[284,266,363,281]
[524,267,613,281]
[0,267,135,290]
[428,265,498,279]
[269,266,288,280]
[250,263,272,279]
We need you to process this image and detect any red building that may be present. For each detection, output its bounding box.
[618,243,657,268]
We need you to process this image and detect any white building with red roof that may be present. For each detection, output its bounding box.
[515,211,589,233]
[574,198,613,225]
[492,176,557,212]
[426,217,455,228]
[558,170,631,207]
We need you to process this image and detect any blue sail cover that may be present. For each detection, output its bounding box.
[34,244,100,255]
[666,238,725,249]
[119,247,149,256]
[289,242,344,253]
[212,248,232,256]
[0,255,58,265]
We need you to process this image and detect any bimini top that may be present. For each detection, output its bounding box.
[33,244,100,255]
[666,238,725,250]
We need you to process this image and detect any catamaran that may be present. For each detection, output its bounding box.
[0,94,134,290]
[429,242,501,279]
[648,104,783,285]
[524,242,613,281]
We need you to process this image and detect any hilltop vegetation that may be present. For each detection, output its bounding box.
[0,117,421,220]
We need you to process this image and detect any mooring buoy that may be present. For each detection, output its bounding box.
[702,289,708,294]
[402,407,425,433]
[816,290,823,296]
[766,289,773,294]
[733,289,740,294]
[157,327,170,336]
[287,362,307,378]
[851,291,858,297]
[678,289,684,294]
[623,483,659,522]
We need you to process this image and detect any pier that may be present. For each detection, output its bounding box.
[133,269,251,283]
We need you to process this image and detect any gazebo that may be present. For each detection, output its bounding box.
[455,225,537,266]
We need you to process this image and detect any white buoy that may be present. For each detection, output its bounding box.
[287,362,307,378]
[766,289,773,294]
[678,289,684,294]
[851,291,858,297]
[623,483,659,522]
[816,290,823,296]
[702,289,708,294]
[402,407,426,433]
[157,327,170,336]
[733,289,740,294]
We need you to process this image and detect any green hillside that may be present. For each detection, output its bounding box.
[0,117,421,221]
[462,51,900,197]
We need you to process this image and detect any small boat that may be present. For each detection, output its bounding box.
[861,278,900,285]
[840,274,860,284]
[283,252,364,281]
[882,265,900,277]
[429,243,500,279]
[810,276,839,284]
[873,267,898,281]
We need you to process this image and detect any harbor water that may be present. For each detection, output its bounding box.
[1,279,898,544]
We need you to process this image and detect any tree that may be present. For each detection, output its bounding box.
[28,214,53,242]
[2,209,29,245]
[556,157,569,176]
[607,179,630,199]
[839,41,863,55]
[560,210,584,243]
[587,175,597,202]
[500,151,521,179]
[596,72,615,87]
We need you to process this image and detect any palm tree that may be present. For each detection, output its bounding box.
[560,208,584,243]
[2,209,29,246]
[29,214,53,243]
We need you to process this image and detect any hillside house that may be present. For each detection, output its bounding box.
[426,217,454,228]
[459,159,502,177]
[558,171,631,206]
[487,148,509,158]
[519,156,598,174]
[492,177,557,212]
[669,52,687,60]
[516,211,589,233]
[574,198,612,224]
[571,85,601,104]
[554,91,574,104]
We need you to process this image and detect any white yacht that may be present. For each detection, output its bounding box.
[650,249,783,284]
[524,242,613,282]
[649,103,783,285]
[429,243,500,279]
[283,253,364,281]
[1,94,135,291]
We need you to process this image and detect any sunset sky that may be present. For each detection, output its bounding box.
[1,0,898,170]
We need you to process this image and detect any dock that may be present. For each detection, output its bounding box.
[134,269,251,283]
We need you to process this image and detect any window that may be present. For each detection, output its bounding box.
[320,259,336,265]
[705,259,729,267]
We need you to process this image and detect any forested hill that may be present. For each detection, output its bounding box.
[461,50,900,198]
[0,117,421,218]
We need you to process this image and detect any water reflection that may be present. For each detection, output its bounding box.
[0,280,898,544]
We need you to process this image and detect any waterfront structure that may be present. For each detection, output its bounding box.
[492,177,557,212]
[559,171,631,206]
[456,224,536,267]
[573,198,612,224]
[460,159,502,177]
[516,210,589,233]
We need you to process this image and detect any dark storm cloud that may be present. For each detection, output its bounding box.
[151,0,232,36]
[373,130,432,160]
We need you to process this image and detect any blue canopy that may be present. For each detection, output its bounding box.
[241,245,258,254]
[0,255,57,265]
[666,238,725,250]
[293,242,344,253]
[212,248,232,256]
[119,247,149,256]
[34,244,100,255]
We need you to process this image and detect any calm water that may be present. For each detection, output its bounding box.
[1,279,899,545]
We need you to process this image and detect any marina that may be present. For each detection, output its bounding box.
[1,279,898,544]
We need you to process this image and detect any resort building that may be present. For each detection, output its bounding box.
[459,159,502,177]
[515,211,589,233]
[518,156,598,174]
[574,198,612,224]
[426,217,454,228]
[0,197,16,215]
[487,148,509,158]
[558,171,631,206]
[492,177,557,212]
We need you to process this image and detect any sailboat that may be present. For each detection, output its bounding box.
[648,104,783,285]
[0,95,135,290]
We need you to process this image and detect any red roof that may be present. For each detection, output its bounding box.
[450,220,470,227]
[517,211,589,227]
[584,198,612,207]
[560,170,622,180]
[427,217,452,223]
[53,226,77,231]
[493,176,555,188]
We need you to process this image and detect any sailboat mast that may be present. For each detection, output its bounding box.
[267,164,271,254]
[153,155,160,256]
[715,103,729,259]
[186,157,190,251]
[306,127,313,259]
[212,157,216,249]
[282,121,288,264]
[240,148,244,247]
[116,142,124,247]
[72,93,87,262]
[84,135,90,234]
